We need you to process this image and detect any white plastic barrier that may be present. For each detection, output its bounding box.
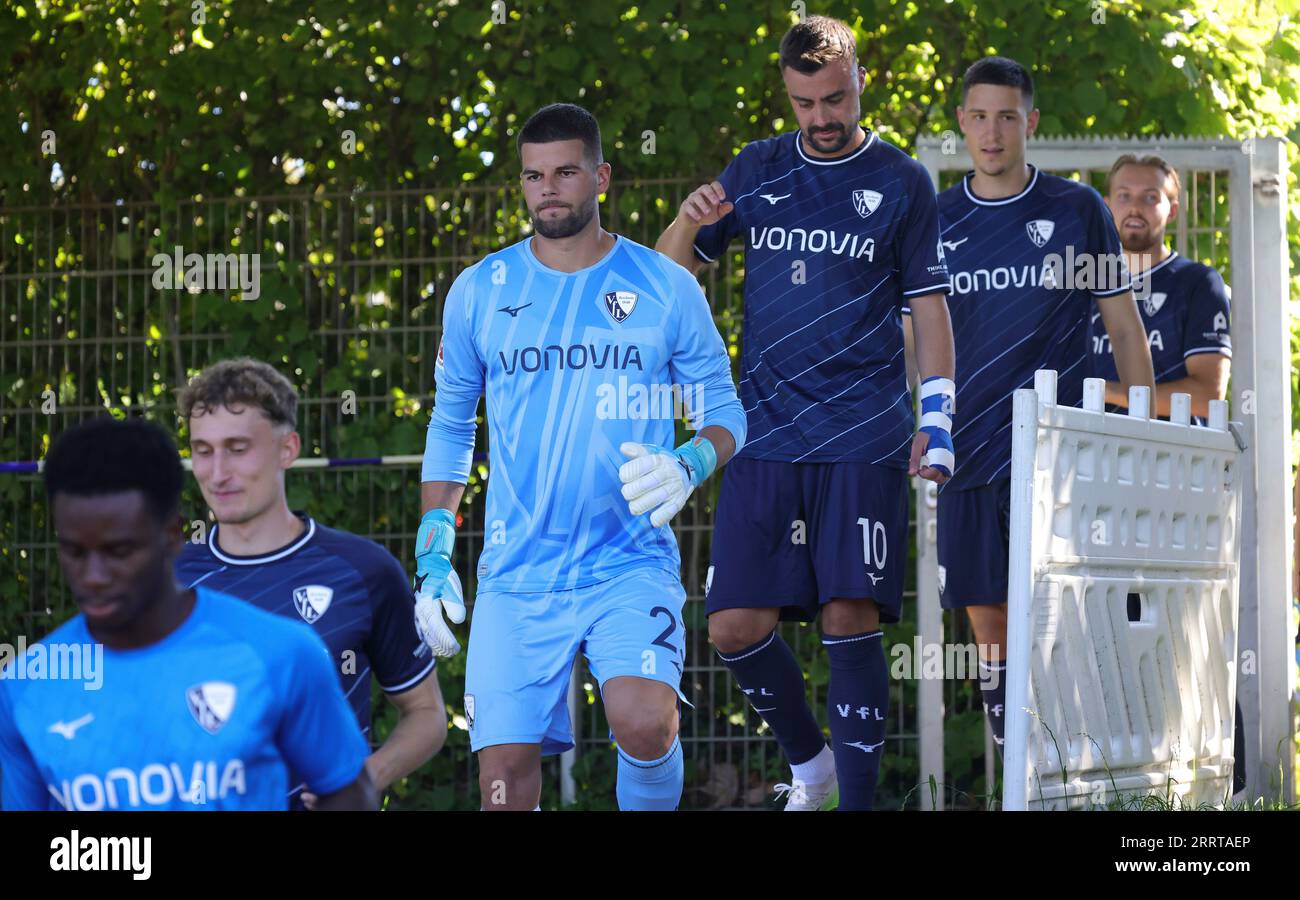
[1004,371,1243,810]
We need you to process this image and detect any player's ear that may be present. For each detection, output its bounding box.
[164,510,186,557]
[596,161,612,194]
[1025,108,1040,136]
[955,105,966,132]
[279,427,301,469]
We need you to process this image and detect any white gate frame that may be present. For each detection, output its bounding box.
[915,135,1293,807]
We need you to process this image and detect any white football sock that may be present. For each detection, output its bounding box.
[790,744,835,785]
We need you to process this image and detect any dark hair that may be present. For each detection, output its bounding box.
[1105,153,1182,202]
[176,356,298,429]
[961,56,1034,108]
[44,417,184,524]
[779,15,858,74]
[517,103,603,168]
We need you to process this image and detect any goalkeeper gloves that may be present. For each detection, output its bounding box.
[918,376,956,478]
[413,507,465,658]
[619,436,718,528]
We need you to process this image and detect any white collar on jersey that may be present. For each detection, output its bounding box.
[1131,250,1179,279]
[962,165,1040,206]
[207,516,316,565]
[794,128,877,165]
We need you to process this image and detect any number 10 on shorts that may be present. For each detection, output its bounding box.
[857,517,888,570]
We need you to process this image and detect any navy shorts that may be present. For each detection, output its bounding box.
[936,478,1011,608]
[706,457,908,624]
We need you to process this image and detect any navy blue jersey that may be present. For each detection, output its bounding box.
[0,587,368,810]
[938,167,1132,490]
[1087,251,1231,382]
[176,516,432,802]
[693,130,949,466]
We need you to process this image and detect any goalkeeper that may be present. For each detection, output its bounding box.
[415,103,745,811]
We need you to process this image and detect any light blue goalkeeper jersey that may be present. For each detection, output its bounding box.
[422,234,747,594]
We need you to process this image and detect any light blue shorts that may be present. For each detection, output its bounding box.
[464,565,687,755]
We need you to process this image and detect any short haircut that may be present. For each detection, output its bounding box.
[517,103,604,168]
[44,417,184,525]
[1105,153,1182,202]
[176,357,298,429]
[779,15,858,74]
[961,56,1034,108]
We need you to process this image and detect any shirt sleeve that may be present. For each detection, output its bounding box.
[274,627,370,797]
[1085,188,1134,298]
[691,149,748,264]
[364,547,436,694]
[0,680,51,811]
[895,167,951,314]
[666,264,748,453]
[1183,266,1233,359]
[422,267,485,483]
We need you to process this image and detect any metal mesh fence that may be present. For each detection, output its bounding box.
[0,161,1232,809]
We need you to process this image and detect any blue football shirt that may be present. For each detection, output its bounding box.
[0,587,368,810]
[692,129,950,466]
[422,234,747,594]
[937,166,1133,490]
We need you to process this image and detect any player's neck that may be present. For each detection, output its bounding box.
[214,503,306,557]
[969,162,1032,200]
[1124,243,1171,278]
[798,125,868,160]
[530,225,616,273]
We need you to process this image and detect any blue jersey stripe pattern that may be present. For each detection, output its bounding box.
[692,130,949,466]
[938,167,1132,490]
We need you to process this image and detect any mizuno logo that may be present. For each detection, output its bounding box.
[759,193,791,205]
[753,707,777,713]
[866,572,883,586]
[843,740,885,753]
[942,237,969,251]
[498,302,532,318]
[48,713,93,740]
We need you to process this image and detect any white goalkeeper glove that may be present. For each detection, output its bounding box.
[618,437,718,528]
[413,507,465,658]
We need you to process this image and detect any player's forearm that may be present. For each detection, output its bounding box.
[365,708,446,792]
[698,425,736,469]
[907,294,955,381]
[901,314,919,392]
[1109,330,1156,398]
[1106,375,1221,419]
[656,217,704,274]
[421,481,465,516]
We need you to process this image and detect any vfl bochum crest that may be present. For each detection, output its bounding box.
[187,682,237,735]
[293,584,334,624]
[853,189,883,219]
[604,290,638,323]
[1026,219,1055,247]
[1143,291,1168,317]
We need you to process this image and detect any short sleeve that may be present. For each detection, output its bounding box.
[692,150,749,264]
[1183,267,1233,359]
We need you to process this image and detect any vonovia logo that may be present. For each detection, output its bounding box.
[187,682,237,735]
[1026,219,1055,247]
[293,585,334,624]
[604,290,638,323]
[853,189,883,219]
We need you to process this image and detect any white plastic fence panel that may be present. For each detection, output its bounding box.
[1004,372,1243,810]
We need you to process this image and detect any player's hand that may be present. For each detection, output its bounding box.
[413,508,464,657]
[679,182,734,228]
[911,376,955,484]
[909,431,949,484]
[414,569,466,658]
[619,442,696,528]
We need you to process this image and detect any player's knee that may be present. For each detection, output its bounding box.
[822,598,879,635]
[612,709,676,761]
[708,611,774,654]
[478,754,538,810]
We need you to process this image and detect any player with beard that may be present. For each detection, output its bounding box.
[1087,153,1231,421]
[416,103,747,810]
